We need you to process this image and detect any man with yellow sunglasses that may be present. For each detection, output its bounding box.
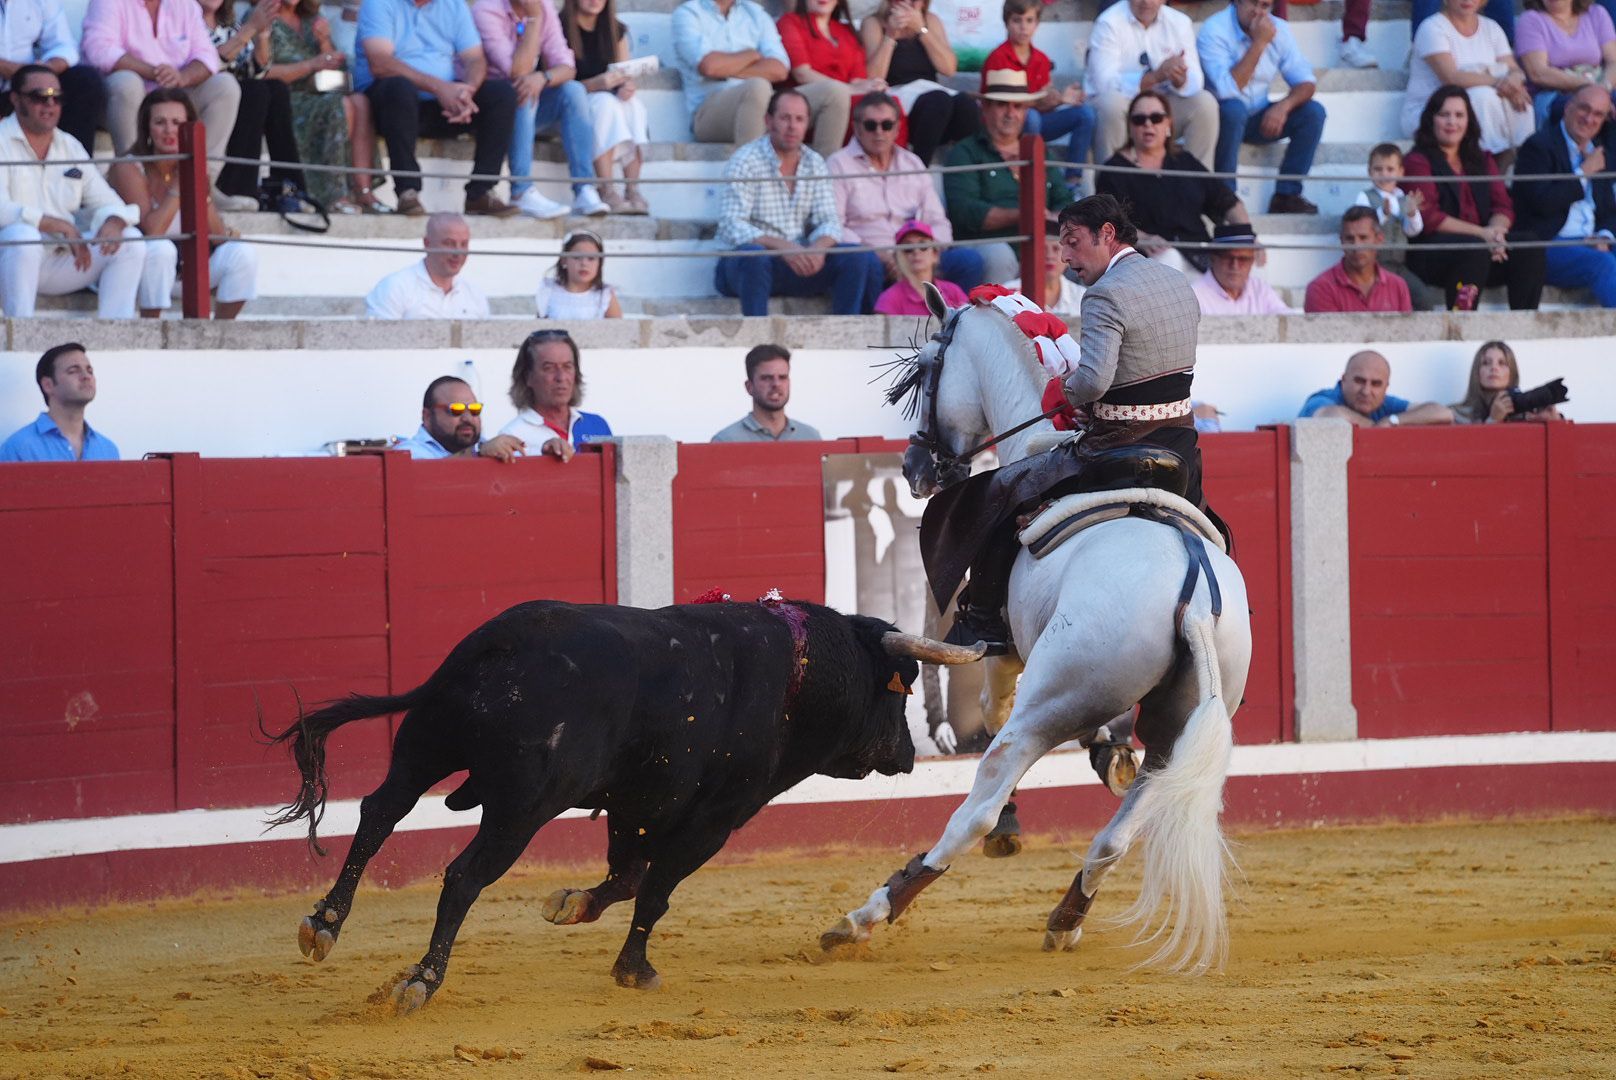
[395,375,527,461]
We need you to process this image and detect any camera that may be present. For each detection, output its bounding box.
[1506,378,1569,420]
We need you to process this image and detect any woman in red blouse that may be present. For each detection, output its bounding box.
[1401,85,1545,310]
[778,0,887,156]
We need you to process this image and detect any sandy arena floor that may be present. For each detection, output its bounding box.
[2,817,1612,1079]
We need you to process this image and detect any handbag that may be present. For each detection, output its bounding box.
[259,179,331,234]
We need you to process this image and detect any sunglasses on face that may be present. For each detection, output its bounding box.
[1130,112,1167,126]
[433,402,483,416]
[861,118,898,132]
[19,89,63,104]
[525,329,572,343]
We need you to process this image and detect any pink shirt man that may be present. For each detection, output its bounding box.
[470,0,574,81]
[81,0,220,82]
[1190,269,1295,315]
[826,141,954,250]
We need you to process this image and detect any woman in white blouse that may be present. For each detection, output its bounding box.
[1404,0,1535,155]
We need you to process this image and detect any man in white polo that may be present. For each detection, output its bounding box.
[364,212,491,319]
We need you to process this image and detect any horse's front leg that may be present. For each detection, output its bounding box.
[978,653,1027,858]
[821,723,1057,951]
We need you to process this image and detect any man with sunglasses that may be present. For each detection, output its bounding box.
[0,0,107,152]
[0,65,146,318]
[827,91,983,292]
[395,375,528,460]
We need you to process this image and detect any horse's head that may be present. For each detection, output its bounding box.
[888,283,992,499]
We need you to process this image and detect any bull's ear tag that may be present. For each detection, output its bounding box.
[887,672,911,694]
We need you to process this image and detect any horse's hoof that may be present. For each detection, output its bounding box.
[819,916,867,951]
[981,832,1022,859]
[612,967,662,991]
[1042,928,1082,953]
[540,888,591,926]
[1106,746,1139,798]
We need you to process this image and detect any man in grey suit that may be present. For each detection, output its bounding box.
[932,194,1216,654]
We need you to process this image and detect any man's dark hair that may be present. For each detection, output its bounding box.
[767,88,809,118]
[1340,205,1381,232]
[852,91,900,123]
[36,342,86,404]
[1057,194,1139,247]
[11,64,55,98]
[422,375,471,410]
[745,344,791,380]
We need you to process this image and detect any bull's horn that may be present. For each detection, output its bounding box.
[881,632,987,665]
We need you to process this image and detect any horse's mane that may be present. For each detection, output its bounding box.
[877,303,1044,421]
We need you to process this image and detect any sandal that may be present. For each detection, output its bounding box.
[332,197,361,215]
[354,187,393,215]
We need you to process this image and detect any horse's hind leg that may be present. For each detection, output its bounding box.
[1043,783,1149,952]
[979,654,1027,859]
[543,818,648,926]
[299,753,452,963]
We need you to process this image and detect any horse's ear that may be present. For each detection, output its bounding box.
[923,280,949,323]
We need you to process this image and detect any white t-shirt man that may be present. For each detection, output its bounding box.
[364,259,491,320]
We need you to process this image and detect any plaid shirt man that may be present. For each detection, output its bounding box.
[716,135,841,250]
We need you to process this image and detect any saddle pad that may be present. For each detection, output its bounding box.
[1018,488,1227,556]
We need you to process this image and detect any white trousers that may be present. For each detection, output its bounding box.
[0,222,146,318]
[587,89,649,164]
[138,238,260,311]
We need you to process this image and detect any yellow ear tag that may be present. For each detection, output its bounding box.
[887,672,911,694]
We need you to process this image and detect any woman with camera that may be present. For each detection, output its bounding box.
[1451,340,1566,422]
[265,0,385,213]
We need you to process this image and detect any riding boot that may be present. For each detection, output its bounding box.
[942,522,1019,656]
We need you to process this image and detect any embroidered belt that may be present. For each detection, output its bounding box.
[1092,398,1193,421]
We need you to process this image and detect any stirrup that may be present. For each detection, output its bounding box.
[943,606,1011,657]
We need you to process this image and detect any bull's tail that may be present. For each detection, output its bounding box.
[263,685,433,856]
[1114,610,1234,975]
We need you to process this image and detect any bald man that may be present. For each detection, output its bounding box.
[365,213,491,320]
[1299,350,1452,426]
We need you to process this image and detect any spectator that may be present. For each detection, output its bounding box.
[714,89,881,316]
[983,0,1094,174]
[561,0,650,214]
[1516,84,1616,306]
[1402,85,1546,310]
[1353,142,1442,309]
[266,0,386,214]
[858,0,979,164]
[777,0,874,159]
[1403,0,1533,157]
[1516,0,1616,128]
[473,0,608,219]
[828,91,982,291]
[1451,339,1564,422]
[0,67,145,319]
[536,227,621,318]
[672,0,788,147]
[711,344,824,441]
[1304,206,1415,313]
[1411,0,1516,42]
[1190,222,1295,314]
[875,220,967,314]
[82,0,241,193]
[1299,349,1453,426]
[365,211,490,318]
[0,0,107,152]
[395,374,527,459]
[0,343,119,461]
[355,0,518,218]
[1198,0,1324,214]
[1338,0,1379,69]
[1084,0,1218,169]
[1007,231,1086,314]
[498,328,612,454]
[943,69,1072,284]
[106,88,259,318]
[201,0,306,212]
[1095,88,1250,275]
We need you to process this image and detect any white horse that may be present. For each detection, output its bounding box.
[821,287,1252,973]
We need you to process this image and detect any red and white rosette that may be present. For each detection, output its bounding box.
[966,284,1081,379]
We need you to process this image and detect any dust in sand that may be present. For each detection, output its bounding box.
[1,817,1612,1078]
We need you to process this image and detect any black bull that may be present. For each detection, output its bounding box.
[267,598,980,1007]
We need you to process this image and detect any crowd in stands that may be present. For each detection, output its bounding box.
[3,0,1616,319]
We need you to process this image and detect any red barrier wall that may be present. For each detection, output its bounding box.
[0,451,616,825]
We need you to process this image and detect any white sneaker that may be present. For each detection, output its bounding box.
[515,188,570,220]
[1338,37,1378,69]
[213,188,260,212]
[573,184,610,217]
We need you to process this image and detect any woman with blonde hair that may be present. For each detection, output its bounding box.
[1451,340,1564,422]
[562,0,650,213]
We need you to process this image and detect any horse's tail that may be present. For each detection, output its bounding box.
[263,685,432,856]
[1114,608,1234,975]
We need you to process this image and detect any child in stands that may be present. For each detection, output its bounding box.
[981,0,1095,176]
[536,229,623,319]
[1353,143,1441,309]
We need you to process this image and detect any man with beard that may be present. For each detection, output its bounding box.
[2,342,120,461]
[710,344,822,442]
[396,375,526,460]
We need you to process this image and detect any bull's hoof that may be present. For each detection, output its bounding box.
[819,916,869,951]
[297,902,340,960]
[540,888,593,926]
[611,964,662,991]
[389,964,439,1015]
[981,832,1022,859]
[1042,927,1082,953]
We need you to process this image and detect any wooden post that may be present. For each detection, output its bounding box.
[178,120,211,320]
[1017,133,1046,308]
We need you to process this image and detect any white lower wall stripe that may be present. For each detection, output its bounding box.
[4,731,1613,866]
